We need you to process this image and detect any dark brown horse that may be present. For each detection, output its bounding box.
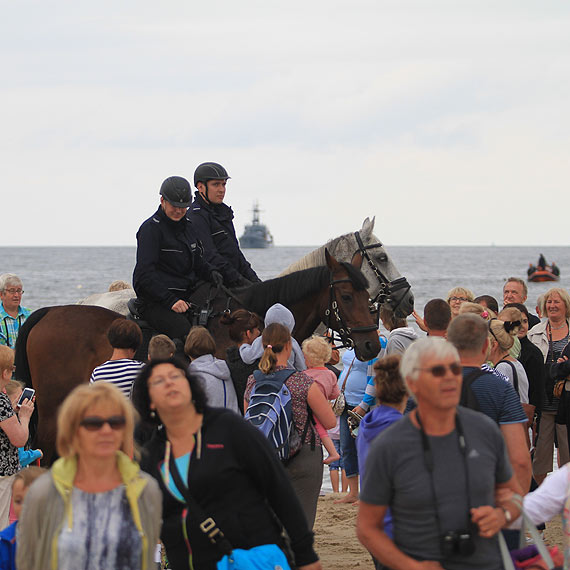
[15,251,379,462]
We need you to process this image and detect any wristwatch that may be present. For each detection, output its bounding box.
[501,507,512,523]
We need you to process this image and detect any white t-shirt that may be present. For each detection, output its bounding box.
[495,360,529,404]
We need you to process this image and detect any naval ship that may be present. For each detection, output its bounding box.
[239,202,274,248]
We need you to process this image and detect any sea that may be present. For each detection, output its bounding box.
[2,245,569,314]
[2,244,568,492]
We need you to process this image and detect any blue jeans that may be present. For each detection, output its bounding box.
[339,406,359,478]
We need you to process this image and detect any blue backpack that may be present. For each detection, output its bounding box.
[245,369,302,462]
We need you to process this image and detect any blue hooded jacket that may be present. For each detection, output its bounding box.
[356,405,404,539]
[0,521,17,570]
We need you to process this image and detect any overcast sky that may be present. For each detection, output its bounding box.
[2,1,569,247]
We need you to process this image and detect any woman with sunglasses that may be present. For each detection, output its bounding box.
[132,358,322,570]
[16,382,162,570]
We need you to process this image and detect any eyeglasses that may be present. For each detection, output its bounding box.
[449,296,468,303]
[4,289,23,295]
[148,371,186,387]
[79,415,126,431]
[414,362,462,377]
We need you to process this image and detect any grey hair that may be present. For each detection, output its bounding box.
[0,274,22,293]
[400,337,459,388]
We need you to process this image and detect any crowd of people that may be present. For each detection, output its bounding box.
[2,169,570,569]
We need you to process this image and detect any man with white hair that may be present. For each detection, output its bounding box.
[0,274,30,348]
[357,337,520,570]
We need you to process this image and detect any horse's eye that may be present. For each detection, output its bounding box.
[341,294,352,302]
[378,253,388,262]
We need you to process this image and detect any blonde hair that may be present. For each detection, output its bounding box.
[447,287,474,303]
[301,336,332,368]
[459,302,496,321]
[0,346,14,373]
[540,288,570,319]
[56,382,135,458]
[489,315,521,351]
[13,466,47,490]
[108,280,132,292]
[148,334,176,360]
[259,323,291,374]
[4,379,25,399]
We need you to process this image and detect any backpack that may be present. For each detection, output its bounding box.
[459,368,485,412]
[245,369,302,462]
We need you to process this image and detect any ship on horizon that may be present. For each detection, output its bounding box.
[239,202,273,248]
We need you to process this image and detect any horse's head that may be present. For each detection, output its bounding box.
[342,217,414,319]
[323,249,381,362]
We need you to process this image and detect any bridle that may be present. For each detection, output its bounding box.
[325,270,378,350]
[354,230,412,318]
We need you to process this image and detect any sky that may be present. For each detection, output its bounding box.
[2,0,569,247]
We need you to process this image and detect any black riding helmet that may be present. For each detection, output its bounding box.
[193,162,231,188]
[159,176,192,208]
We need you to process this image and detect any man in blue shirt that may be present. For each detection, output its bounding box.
[447,313,531,495]
[0,274,31,348]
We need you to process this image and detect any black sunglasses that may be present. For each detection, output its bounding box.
[414,362,462,377]
[79,415,127,431]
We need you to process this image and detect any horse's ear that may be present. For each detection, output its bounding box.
[325,248,341,271]
[361,217,375,238]
[351,251,364,269]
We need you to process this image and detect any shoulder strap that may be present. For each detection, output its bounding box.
[340,357,357,393]
[460,368,485,410]
[168,452,233,556]
[497,360,519,394]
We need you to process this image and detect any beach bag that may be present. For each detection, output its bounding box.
[245,369,300,461]
[216,544,291,570]
[332,356,356,416]
[499,513,564,569]
[167,454,291,570]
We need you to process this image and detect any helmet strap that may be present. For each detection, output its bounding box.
[200,181,211,204]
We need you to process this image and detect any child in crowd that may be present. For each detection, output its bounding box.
[185,327,239,412]
[302,336,340,465]
[4,381,42,468]
[240,303,306,370]
[0,466,46,570]
[148,334,176,360]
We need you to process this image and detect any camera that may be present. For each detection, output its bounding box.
[440,527,476,557]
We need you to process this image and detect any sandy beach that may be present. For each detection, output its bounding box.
[314,494,566,570]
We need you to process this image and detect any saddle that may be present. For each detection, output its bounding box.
[127,282,236,331]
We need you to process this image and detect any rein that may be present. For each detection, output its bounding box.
[354,230,412,317]
[325,272,377,350]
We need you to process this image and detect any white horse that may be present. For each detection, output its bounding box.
[280,217,414,317]
[78,218,414,318]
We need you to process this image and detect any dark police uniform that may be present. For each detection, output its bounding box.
[189,193,260,286]
[133,206,214,339]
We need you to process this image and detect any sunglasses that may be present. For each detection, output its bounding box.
[79,415,126,431]
[414,362,462,377]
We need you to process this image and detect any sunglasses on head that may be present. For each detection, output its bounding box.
[79,415,126,431]
[415,362,462,377]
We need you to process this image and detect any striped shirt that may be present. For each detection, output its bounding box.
[90,359,145,398]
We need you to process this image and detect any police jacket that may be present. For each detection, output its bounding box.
[133,207,214,309]
[189,193,259,285]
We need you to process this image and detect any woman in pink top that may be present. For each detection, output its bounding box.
[302,336,341,465]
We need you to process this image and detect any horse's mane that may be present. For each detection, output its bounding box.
[238,262,368,316]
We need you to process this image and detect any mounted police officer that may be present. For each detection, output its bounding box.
[189,162,261,287]
[133,176,223,340]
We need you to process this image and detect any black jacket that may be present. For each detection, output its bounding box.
[519,336,545,410]
[140,408,317,570]
[225,346,259,414]
[188,193,259,285]
[133,207,213,309]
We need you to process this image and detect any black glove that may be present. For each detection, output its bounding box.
[211,271,224,287]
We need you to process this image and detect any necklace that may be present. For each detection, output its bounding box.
[549,322,567,331]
